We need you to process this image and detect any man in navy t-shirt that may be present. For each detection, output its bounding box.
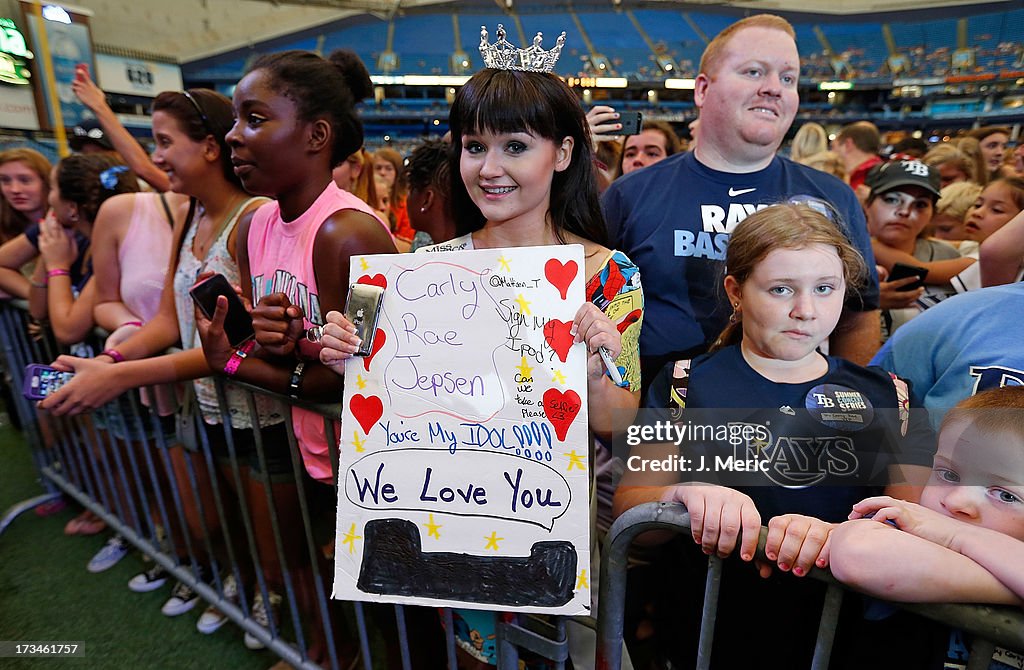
[602,14,880,394]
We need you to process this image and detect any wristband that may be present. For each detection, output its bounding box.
[288,361,306,399]
[46,268,70,279]
[224,339,256,377]
[102,348,125,363]
[119,320,143,328]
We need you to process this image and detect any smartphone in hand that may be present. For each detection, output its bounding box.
[888,263,929,291]
[344,283,384,356]
[598,111,643,136]
[189,274,255,348]
[23,364,74,400]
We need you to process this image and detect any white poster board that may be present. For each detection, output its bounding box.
[333,244,591,615]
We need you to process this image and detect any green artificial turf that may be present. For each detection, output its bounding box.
[0,417,274,670]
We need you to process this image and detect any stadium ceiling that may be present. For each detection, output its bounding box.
[71,0,1013,63]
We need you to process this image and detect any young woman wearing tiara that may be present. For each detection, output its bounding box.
[318,25,644,669]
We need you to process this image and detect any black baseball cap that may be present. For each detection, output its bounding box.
[69,118,114,152]
[866,159,941,200]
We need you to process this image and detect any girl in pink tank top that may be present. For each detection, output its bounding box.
[193,50,397,669]
[196,50,397,486]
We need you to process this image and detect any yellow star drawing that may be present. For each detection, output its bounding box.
[359,258,369,271]
[497,255,511,272]
[576,569,589,590]
[341,523,362,554]
[551,369,567,385]
[517,357,534,380]
[352,431,366,453]
[424,514,442,540]
[356,373,367,390]
[751,437,769,454]
[565,450,587,471]
[514,293,531,316]
[484,531,503,550]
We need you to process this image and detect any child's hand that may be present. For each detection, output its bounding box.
[764,514,835,578]
[38,213,77,270]
[850,496,959,551]
[664,484,761,561]
[878,276,925,309]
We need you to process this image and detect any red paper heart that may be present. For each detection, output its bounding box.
[543,319,574,363]
[542,389,582,442]
[362,329,386,372]
[544,259,577,300]
[356,273,387,290]
[350,394,383,435]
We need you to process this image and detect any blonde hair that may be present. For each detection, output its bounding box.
[712,203,867,350]
[950,136,989,186]
[935,181,982,221]
[923,143,977,183]
[790,123,829,163]
[801,150,845,180]
[699,14,796,77]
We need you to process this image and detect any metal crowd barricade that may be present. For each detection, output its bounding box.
[0,300,571,670]
[596,502,1024,670]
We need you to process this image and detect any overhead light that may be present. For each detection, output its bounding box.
[665,78,696,90]
[42,5,72,24]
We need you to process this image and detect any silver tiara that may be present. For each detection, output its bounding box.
[479,24,566,73]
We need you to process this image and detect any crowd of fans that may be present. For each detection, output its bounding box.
[1,12,1022,670]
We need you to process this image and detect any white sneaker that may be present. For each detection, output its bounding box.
[196,574,239,634]
[243,590,282,650]
[128,564,169,593]
[86,536,129,573]
[161,576,201,616]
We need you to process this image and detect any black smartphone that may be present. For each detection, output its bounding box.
[599,111,643,136]
[23,364,74,400]
[344,283,385,357]
[189,273,255,348]
[887,263,929,291]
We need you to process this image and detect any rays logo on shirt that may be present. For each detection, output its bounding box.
[970,365,1024,394]
[733,428,861,488]
[675,202,770,260]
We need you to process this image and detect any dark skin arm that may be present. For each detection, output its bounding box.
[199,208,397,401]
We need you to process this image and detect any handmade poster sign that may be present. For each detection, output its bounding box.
[332,245,591,615]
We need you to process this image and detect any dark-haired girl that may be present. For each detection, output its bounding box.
[193,49,397,664]
[40,89,302,639]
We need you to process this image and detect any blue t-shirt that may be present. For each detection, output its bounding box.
[871,282,1024,422]
[645,346,935,522]
[603,152,880,387]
